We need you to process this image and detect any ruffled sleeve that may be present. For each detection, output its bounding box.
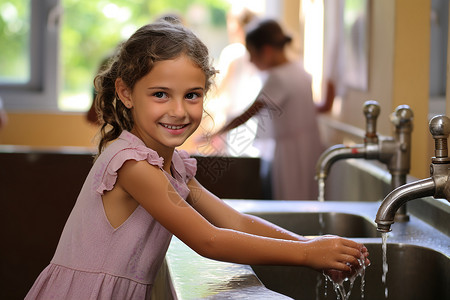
[175,150,197,183]
[96,145,164,195]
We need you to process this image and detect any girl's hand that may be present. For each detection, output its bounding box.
[303,235,369,272]
[324,246,370,284]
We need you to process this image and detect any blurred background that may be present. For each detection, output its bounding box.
[0,0,448,179]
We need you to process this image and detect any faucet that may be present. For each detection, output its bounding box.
[316,100,414,221]
[375,115,450,232]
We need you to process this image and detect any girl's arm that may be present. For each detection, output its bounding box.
[117,160,366,271]
[187,178,309,242]
[187,178,369,275]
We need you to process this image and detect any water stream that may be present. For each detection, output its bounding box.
[318,178,325,202]
[323,255,367,300]
[316,181,325,300]
[316,179,325,300]
[315,178,367,299]
[381,232,389,298]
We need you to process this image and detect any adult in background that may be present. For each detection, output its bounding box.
[213,19,323,200]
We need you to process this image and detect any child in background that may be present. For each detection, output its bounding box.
[213,19,324,200]
[212,7,261,130]
[26,20,369,300]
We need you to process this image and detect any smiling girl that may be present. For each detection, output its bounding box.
[26,20,368,300]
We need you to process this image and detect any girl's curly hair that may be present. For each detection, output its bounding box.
[93,20,216,155]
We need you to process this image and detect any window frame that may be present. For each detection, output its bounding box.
[0,0,281,112]
[1,0,60,111]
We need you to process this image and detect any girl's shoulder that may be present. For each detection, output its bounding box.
[94,131,164,195]
[100,131,164,167]
[97,131,197,185]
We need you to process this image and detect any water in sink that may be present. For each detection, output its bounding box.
[250,212,375,298]
[251,243,450,300]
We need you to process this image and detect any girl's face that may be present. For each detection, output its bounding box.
[117,55,205,154]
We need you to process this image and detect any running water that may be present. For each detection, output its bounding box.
[381,232,389,298]
[315,211,325,300]
[316,178,325,300]
[317,178,325,231]
[318,212,325,234]
[318,178,325,202]
[315,178,368,299]
[323,255,367,300]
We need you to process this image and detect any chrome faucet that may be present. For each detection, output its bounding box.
[315,101,381,183]
[316,101,414,221]
[375,115,450,232]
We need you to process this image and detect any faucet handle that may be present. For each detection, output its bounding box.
[363,100,380,143]
[390,105,413,128]
[429,115,450,162]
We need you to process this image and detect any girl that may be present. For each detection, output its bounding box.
[213,19,324,200]
[26,20,368,300]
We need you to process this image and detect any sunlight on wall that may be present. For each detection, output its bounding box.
[59,92,91,111]
[302,0,324,103]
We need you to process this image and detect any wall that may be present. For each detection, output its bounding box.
[321,0,432,179]
[0,112,202,153]
[0,112,98,148]
[391,0,431,179]
[282,0,303,59]
[447,0,450,117]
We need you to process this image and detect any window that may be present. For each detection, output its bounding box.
[0,0,229,112]
[0,0,278,112]
[58,0,229,111]
[0,0,60,111]
[0,0,29,84]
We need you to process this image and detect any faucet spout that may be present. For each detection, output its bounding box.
[375,178,435,232]
[375,115,450,233]
[315,144,367,181]
[315,101,413,205]
[315,100,380,185]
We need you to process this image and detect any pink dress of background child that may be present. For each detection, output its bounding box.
[25,131,197,300]
[257,60,323,200]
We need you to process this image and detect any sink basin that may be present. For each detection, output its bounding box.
[252,243,450,300]
[249,212,379,238]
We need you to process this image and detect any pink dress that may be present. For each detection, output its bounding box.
[25,131,197,300]
[257,61,323,200]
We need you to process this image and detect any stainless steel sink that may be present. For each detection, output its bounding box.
[251,243,450,300]
[249,212,380,238]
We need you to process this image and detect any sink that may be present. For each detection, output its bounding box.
[251,243,450,300]
[249,212,380,238]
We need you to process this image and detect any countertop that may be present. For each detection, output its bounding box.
[165,200,450,299]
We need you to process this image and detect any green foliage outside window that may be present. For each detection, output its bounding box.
[0,0,229,110]
[60,0,229,111]
[0,0,29,83]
